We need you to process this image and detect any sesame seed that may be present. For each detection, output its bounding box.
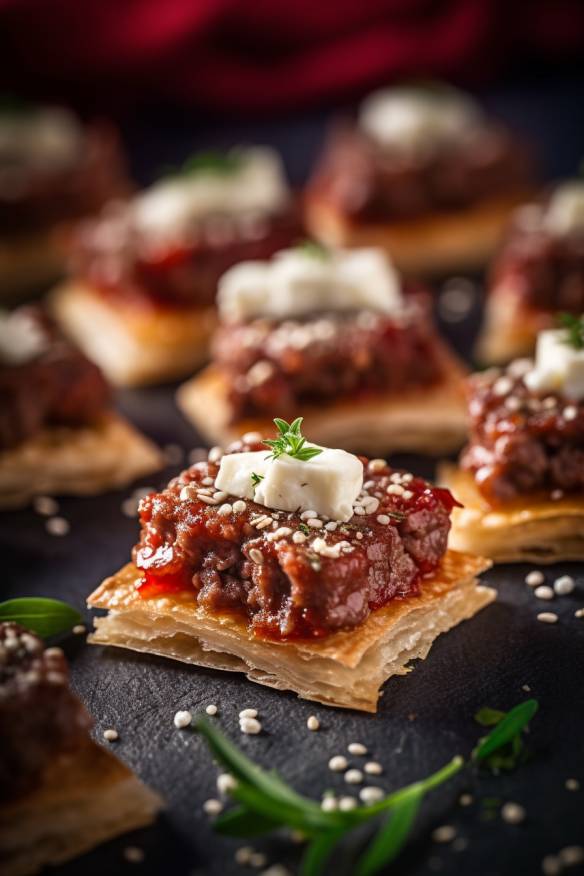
[239,708,258,719]
[33,495,58,516]
[364,761,383,775]
[402,490,414,500]
[45,516,70,536]
[249,548,264,565]
[345,769,363,784]
[575,609,584,618]
[213,491,228,501]
[262,866,291,876]
[271,527,293,540]
[522,684,531,692]
[255,517,273,530]
[505,396,521,411]
[338,796,358,811]
[387,484,404,496]
[292,531,307,544]
[325,521,338,532]
[307,518,323,528]
[235,846,254,865]
[551,489,564,500]
[72,624,86,635]
[328,755,348,772]
[240,717,262,735]
[493,376,513,396]
[205,704,218,716]
[208,446,223,463]
[459,793,473,806]
[526,570,545,587]
[376,514,390,525]
[565,778,580,791]
[217,773,237,794]
[360,786,384,804]
[537,612,559,624]
[534,585,554,601]
[123,846,145,863]
[197,493,220,505]
[232,500,246,514]
[103,728,119,742]
[249,851,267,868]
[542,855,562,876]
[347,742,368,756]
[218,503,233,516]
[554,575,575,596]
[307,716,320,731]
[368,459,386,472]
[202,476,214,485]
[362,497,380,513]
[563,405,578,421]
[300,509,317,520]
[559,847,584,867]
[432,825,457,843]
[242,431,263,443]
[501,802,526,824]
[173,710,192,729]
[321,796,338,812]
[203,798,223,816]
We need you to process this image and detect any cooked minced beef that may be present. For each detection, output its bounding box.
[133,440,456,640]
[461,362,584,501]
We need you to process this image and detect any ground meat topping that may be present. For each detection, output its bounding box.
[0,622,92,802]
[307,122,532,222]
[461,360,584,501]
[213,294,447,420]
[0,306,111,450]
[133,440,456,640]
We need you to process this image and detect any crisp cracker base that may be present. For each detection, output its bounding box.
[304,193,530,276]
[88,552,493,713]
[474,286,553,365]
[51,282,216,386]
[0,740,162,876]
[177,346,468,456]
[440,464,584,563]
[0,414,162,509]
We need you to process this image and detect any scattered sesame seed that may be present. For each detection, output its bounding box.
[526,570,545,587]
[542,854,562,876]
[501,802,526,824]
[432,825,457,843]
[249,548,264,565]
[173,710,192,729]
[123,846,145,863]
[534,585,554,601]
[235,846,254,865]
[359,786,384,804]
[563,406,578,421]
[522,684,532,692]
[307,517,323,528]
[554,575,575,596]
[292,531,307,544]
[197,493,221,506]
[575,608,584,618]
[208,446,223,463]
[300,509,317,520]
[402,490,414,500]
[328,755,348,772]
[72,624,86,635]
[307,716,320,731]
[364,761,383,775]
[368,459,386,472]
[33,495,59,516]
[347,742,368,756]
[203,798,223,816]
[321,796,338,812]
[387,483,405,496]
[376,514,390,525]
[242,431,263,443]
[232,500,247,514]
[338,796,358,811]
[261,866,291,876]
[325,521,338,532]
[205,704,218,716]
[240,717,262,735]
[493,376,513,396]
[45,516,70,536]
[345,769,363,785]
[218,503,233,516]
[217,772,237,794]
[239,708,258,719]
[559,846,584,866]
[537,612,559,624]
[565,778,580,791]
[249,851,267,868]
[459,793,473,806]
[103,728,119,742]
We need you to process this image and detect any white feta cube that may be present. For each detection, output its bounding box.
[544,181,584,236]
[525,328,584,400]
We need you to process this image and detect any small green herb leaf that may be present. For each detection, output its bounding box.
[214,806,280,837]
[299,522,310,536]
[296,240,331,260]
[251,472,264,487]
[474,706,506,727]
[559,313,584,351]
[263,417,323,463]
[301,829,345,876]
[473,699,538,768]
[0,597,82,638]
[354,788,423,876]
[163,149,243,180]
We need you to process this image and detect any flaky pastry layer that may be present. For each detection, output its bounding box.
[474,285,553,365]
[88,552,493,712]
[0,414,162,509]
[441,464,584,563]
[51,282,216,386]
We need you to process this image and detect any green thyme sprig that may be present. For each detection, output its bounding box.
[0,597,82,638]
[161,149,243,180]
[195,698,538,876]
[296,240,331,260]
[263,417,323,463]
[250,472,264,488]
[473,699,538,772]
[559,313,584,351]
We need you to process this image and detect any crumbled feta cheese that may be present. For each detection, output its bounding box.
[525,328,584,400]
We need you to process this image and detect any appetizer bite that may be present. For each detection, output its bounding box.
[0,622,161,876]
[0,306,161,508]
[0,100,129,298]
[178,244,468,455]
[88,421,494,712]
[51,148,299,386]
[305,84,534,275]
[477,180,584,364]
[442,318,584,562]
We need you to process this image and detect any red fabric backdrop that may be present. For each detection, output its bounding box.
[0,0,582,113]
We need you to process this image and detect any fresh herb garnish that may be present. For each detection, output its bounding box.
[263,418,323,463]
[387,510,406,523]
[195,698,539,876]
[0,597,82,638]
[163,149,243,180]
[474,706,506,727]
[559,313,584,350]
[296,240,331,260]
[299,522,311,536]
[472,699,538,772]
[251,472,264,487]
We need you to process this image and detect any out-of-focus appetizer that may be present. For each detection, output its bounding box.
[0,100,129,298]
[88,423,493,712]
[52,149,299,386]
[305,84,534,275]
[477,180,584,363]
[0,621,161,876]
[178,244,468,455]
[442,318,584,562]
[0,306,161,508]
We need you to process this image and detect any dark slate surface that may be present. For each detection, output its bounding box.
[3,77,584,876]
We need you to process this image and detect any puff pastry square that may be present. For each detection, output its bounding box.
[0,740,162,876]
[440,464,584,563]
[88,552,494,713]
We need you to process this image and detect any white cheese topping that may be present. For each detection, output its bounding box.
[133,147,289,239]
[543,181,584,236]
[0,107,82,172]
[525,327,584,400]
[0,310,48,365]
[217,246,402,322]
[359,85,481,156]
[215,445,363,523]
